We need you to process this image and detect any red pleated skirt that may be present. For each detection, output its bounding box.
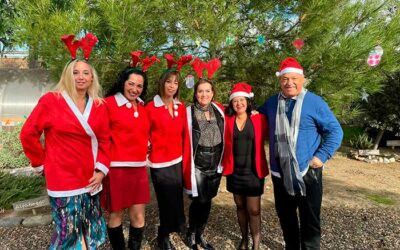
[101,167,150,212]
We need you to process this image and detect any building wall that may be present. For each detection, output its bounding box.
[0,67,54,128]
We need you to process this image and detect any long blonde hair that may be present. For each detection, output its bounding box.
[54,59,103,104]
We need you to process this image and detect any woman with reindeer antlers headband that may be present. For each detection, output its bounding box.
[145,54,192,250]
[222,82,269,250]
[102,51,159,250]
[182,57,224,250]
[20,33,110,249]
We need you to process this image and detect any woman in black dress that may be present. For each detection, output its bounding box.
[222,82,269,250]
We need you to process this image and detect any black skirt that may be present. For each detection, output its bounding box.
[150,162,185,234]
[226,118,264,197]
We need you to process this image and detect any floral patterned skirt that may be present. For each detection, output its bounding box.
[49,193,106,250]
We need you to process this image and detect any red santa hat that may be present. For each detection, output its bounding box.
[229,82,254,101]
[276,57,303,77]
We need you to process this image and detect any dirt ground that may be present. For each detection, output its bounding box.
[1,148,400,249]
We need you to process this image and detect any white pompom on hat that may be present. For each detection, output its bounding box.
[229,82,254,101]
[276,57,303,77]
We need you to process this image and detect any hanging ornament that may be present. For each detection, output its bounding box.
[293,38,304,51]
[185,74,195,89]
[257,35,266,45]
[367,45,384,67]
[23,115,28,119]
[361,88,369,102]
[226,34,235,45]
[134,111,139,118]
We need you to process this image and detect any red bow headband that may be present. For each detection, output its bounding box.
[191,58,221,80]
[61,33,98,60]
[164,54,193,71]
[130,50,160,72]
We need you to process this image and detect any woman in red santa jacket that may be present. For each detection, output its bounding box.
[20,33,110,249]
[182,58,224,250]
[145,54,192,250]
[102,51,159,250]
[222,82,269,250]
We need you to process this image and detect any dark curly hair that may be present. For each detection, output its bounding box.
[106,67,148,99]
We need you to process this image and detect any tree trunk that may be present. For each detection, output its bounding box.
[373,129,385,150]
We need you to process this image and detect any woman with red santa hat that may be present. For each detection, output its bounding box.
[182,57,225,250]
[20,33,110,249]
[145,54,192,250]
[222,82,269,250]
[102,51,159,250]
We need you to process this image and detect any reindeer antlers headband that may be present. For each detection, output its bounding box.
[130,50,160,72]
[164,54,193,71]
[191,58,221,80]
[61,32,98,61]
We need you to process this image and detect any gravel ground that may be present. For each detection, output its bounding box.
[1,154,400,249]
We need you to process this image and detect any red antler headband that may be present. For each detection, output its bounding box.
[191,58,221,80]
[129,51,160,72]
[164,54,193,71]
[61,32,98,61]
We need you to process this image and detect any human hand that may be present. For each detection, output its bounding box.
[251,110,259,116]
[309,156,323,168]
[87,171,105,192]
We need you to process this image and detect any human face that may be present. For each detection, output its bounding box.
[73,61,93,93]
[123,73,144,102]
[195,82,214,107]
[163,74,179,99]
[279,72,305,98]
[232,96,248,115]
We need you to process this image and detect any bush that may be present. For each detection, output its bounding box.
[0,172,46,209]
[342,126,364,143]
[0,123,30,169]
[349,133,374,149]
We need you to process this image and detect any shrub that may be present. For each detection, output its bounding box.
[0,123,30,169]
[0,172,46,209]
[349,133,374,149]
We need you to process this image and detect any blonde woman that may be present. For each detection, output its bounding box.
[20,33,110,249]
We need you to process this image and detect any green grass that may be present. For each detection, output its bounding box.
[366,194,396,205]
[0,172,46,209]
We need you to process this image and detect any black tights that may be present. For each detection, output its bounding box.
[233,194,261,250]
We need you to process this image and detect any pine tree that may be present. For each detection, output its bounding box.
[13,0,400,122]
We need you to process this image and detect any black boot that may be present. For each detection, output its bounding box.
[185,230,199,250]
[128,226,144,250]
[157,227,176,250]
[107,225,126,250]
[195,229,213,250]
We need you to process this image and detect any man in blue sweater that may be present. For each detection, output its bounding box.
[258,57,343,250]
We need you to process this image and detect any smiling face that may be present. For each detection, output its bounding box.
[123,73,144,102]
[279,72,305,98]
[195,82,214,107]
[232,96,248,115]
[73,61,93,93]
[163,74,179,99]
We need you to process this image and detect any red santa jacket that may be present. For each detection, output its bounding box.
[146,95,187,168]
[20,92,110,197]
[105,93,149,167]
[182,102,225,196]
[222,113,269,178]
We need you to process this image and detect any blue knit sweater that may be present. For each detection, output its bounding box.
[258,91,343,177]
